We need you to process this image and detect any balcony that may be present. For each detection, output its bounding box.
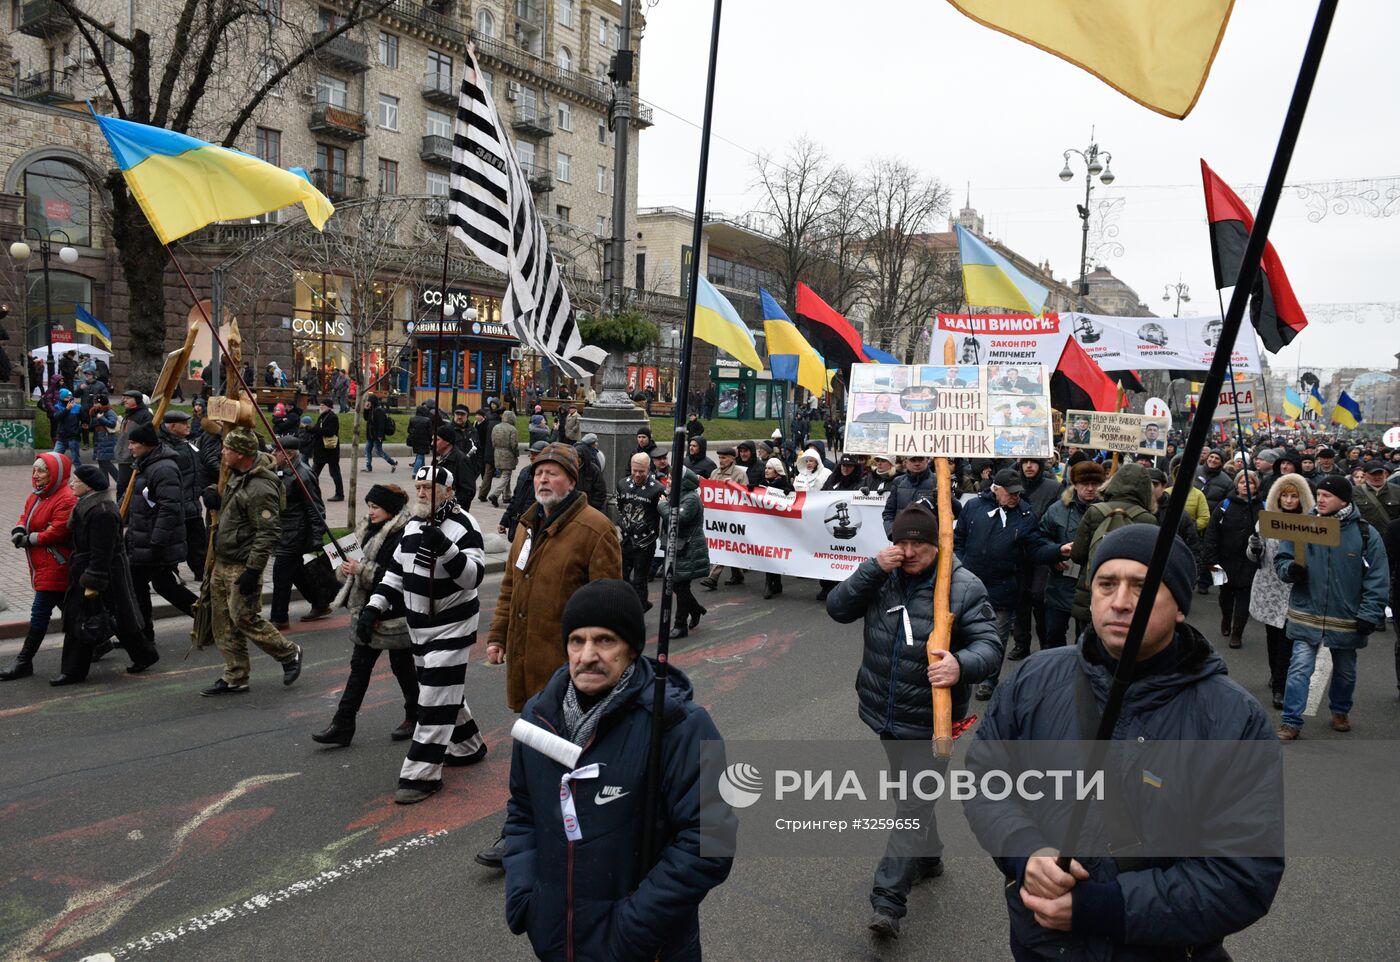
[633,99,653,128]
[308,104,369,141]
[420,134,454,167]
[15,70,74,104]
[424,197,451,224]
[519,160,553,193]
[310,169,368,202]
[422,71,456,107]
[510,104,553,138]
[311,30,370,73]
[513,0,542,27]
[18,0,73,38]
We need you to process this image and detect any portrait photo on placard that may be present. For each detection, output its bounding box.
[1065,413,1093,446]
[994,427,1048,457]
[1139,420,1168,451]
[985,364,1042,395]
[851,391,911,424]
[918,365,980,390]
[995,394,1048,426]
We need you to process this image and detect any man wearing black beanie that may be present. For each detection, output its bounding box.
[503,579,733,961]
[966,524,1282,959]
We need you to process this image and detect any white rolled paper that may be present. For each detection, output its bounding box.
[512,718,583,769]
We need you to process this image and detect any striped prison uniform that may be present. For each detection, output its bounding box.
[366,500,487,791]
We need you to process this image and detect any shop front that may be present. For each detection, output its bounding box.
[288,274,413,401]
[711,365,786,420]
[410,287,517,410]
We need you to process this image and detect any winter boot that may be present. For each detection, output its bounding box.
[0,627,45,681]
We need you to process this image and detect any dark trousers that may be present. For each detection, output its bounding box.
[314,452,343,498]
[98,459,117,482]
[333,643,418,727]
[1266,623,1290,696]
[270,554,332,624]
[185,515,208,580]
[117,463,133,503]
[129,563,196,644]
[60,591,157,680]
[621,548,652,606]
[673,579,699,624]
[1013,567,1049,650]
[1217,573,1254,637]
[871,736,947,919]
[1042,605,1073,649]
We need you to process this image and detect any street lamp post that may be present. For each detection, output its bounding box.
[8,227,79,383]
[1058,133,1115,310]
[1163,277,1191,317]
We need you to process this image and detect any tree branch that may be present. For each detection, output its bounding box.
[51,0,135,51]
[171,6,254,132]
[64,10,128,118]
[151,0,207,127]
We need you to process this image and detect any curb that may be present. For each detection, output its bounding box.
[0,556,510,640]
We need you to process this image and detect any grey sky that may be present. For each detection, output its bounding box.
[634,0,1399,374]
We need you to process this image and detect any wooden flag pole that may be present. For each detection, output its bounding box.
[927,333,959,757]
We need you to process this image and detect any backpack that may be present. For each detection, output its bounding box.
[1087,502,1157,571]
[384,414,396,436]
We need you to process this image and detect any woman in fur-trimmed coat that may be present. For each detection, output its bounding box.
[1247,474,1314,708]
[311,484,418,746]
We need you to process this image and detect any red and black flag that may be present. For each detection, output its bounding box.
[1201,159,1308,352]
[1051,336,1121,412]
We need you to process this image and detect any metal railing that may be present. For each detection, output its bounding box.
[311,30,370,71]
[310,168,368,201]
[420,134,453,165]
[308,105,369,138]
[14,69,74,102]
[511,104,553,135]
[513,0,543,26]
[18,0,72,37]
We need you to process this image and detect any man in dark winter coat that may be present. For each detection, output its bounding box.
[573,439,609,513]
[735,441,764,488]
[1192,449,1236,575]
[504,580,734,962]
[684,436,715,479]
[882,456,934,538]
[1039,460,1104,649]
[1070,463,1158,624]
[311,398,344,501]
[615,453,663,609]
[269,439,333,629]
[160,411,207,579]
[405,404,433,475]
[431,426,477,506]
[1012,457,1063,658]
[363,394,398,472]
[955,469,1069,699]
[501,442,544,542]
[126,423,197,649]
[827,502,1003,938]
[965,526,1283,961]
[114,389,153,498]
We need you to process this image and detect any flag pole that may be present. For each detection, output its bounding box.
[641,0,723,873]
[1056,0,1338,873]
[1218,290,1258,524]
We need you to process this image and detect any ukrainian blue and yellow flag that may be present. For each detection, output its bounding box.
[760,288,827,395]
[1282,386,1303,419]
[955,224,1048,315]
[91,110,334,245]
[694,276,762,371]
[1331,391,1362,429]
[74,305,112,350]
[1306,385,1325,417]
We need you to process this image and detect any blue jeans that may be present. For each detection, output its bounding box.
[983,606,1016,689]
[411,452,426,475]
[29,589,64,635]
[364,440,397,469]
[1280,638,1358,729]
[54,438,81,465]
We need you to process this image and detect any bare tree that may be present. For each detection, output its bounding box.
[749,137,840,316]
[51,0,398,387]
[802,165,869,316]
[855,158,951,361]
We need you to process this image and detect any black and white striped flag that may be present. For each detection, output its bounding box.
[447,46,605,380]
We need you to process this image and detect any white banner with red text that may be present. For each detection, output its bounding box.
[698,480,888,579]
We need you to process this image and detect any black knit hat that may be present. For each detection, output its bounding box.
[365,483,408,515]
[435,424,457,444]
[1089,525,1196,615]
[560,579,647,654]
[129,423,159,447]
[1316,475,1352,504]
[890,502,939,544]
[75,463,109,491]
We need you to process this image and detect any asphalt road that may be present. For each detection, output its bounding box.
[2,575,1399,962]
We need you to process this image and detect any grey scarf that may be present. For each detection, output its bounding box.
[562,661,638,748]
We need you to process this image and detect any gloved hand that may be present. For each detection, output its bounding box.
[1282,563,1308,585]
[1246,534,1263,559]
[202,486,222,511]
[420,525,451,555]
[10,527,26,549]
[355,610,378,645]
[1356,619,1377,636]
[236,567,261,596]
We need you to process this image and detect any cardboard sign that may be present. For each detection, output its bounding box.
[1258,511,1340,547]
[844,363,1052,458]
[1064,410,1169,456]
[1211,380,1257,421]
[319,532,365,568]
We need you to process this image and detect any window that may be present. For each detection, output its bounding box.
[22,158,93,246]
[554,204,571,223]
[317,6,342,30]
[427,49,452,90]
[426,171,450,196]
[596,61,608,81]
[481,69,494,95]
[597,121,606,143]
[518,85,538,112]
[27,271,91,354]
[378,158,398,194]
[517,140,537,170]
[595,214,607,236]
[254,127,282,166]
[477,9,494,37]
[377,93,399,130]
[597,15,609,44]
[315,143,348,196]
[378,31,399,68]
[635,252,646,290]
[315,73,347,107]
[258,0,280,15]
[707,255,776,292]
[425,109,451,138]
[556,101,572,130]
[258,55,285,96]
[596,164,607,192]
[555,152,571,182]
[558,0,573,27]
[556,46,571,70]
[103,38,116,63]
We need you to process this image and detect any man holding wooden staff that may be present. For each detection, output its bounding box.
[826,501,1002,939]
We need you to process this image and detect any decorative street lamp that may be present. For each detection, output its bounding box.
[8,227,79,382]
[1162,276,1191,317]
[1058,132,1114,309]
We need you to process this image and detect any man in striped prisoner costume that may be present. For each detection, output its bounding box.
[360,464,489,805]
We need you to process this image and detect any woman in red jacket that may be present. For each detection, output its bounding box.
[0,452,77,680]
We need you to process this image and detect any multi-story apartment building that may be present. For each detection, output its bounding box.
[1,0,649,406]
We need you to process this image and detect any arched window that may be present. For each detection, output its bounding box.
[477,9,494,38]
[25,270,92,355]
[556,45,571,70]
[22,158,93,246]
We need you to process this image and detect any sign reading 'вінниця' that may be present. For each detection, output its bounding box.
[1258,511,1340,547]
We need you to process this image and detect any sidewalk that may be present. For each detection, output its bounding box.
[0,456,517,638]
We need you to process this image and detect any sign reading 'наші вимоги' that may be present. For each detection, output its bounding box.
[842,364,1052,459]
